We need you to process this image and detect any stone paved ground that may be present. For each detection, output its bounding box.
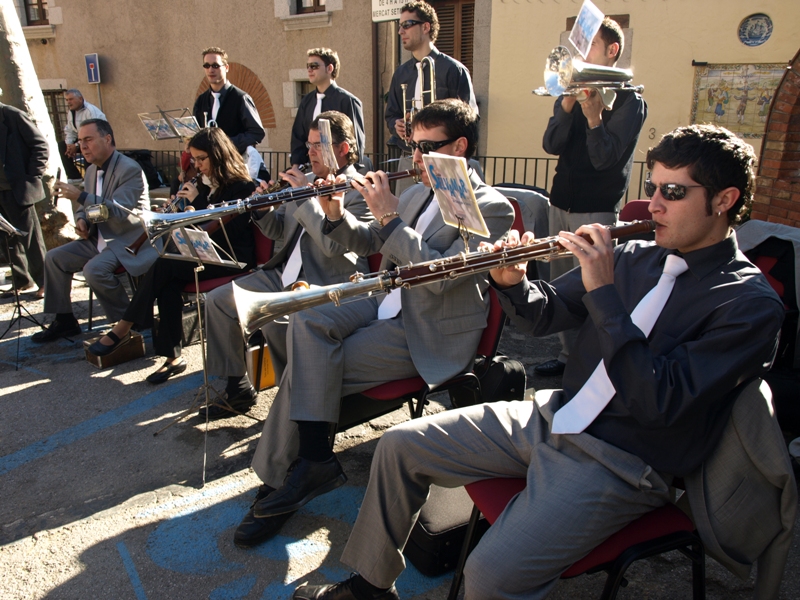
[0,267,798,599]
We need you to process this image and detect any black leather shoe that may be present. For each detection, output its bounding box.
[254,456,347,518]
[234,485,296,548]
[534,358,566,376]
[293,575,399,600]
[88,330,131,357]
[31,319,81,343]
[146,359,188,384]
[198,386,257,420]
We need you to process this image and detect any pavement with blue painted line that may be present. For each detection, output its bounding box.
[1,279,790,599]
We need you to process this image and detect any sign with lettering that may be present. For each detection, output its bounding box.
[371,0,404,23]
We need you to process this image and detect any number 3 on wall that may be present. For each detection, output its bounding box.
[648,128,656,140]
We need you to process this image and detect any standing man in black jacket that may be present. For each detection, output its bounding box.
[536,17,647,377]
[291,48,365,167]
[0,97,49,297]
[192,47,265,154]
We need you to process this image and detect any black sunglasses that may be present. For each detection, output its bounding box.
[202,62,225,69]
[306,63,323,70]
[409,138,458,155]
[644,178,712,201]
[399,19,424,31]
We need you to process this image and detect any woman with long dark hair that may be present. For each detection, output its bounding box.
[88,128,256,383]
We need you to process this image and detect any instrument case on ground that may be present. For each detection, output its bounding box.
[246,342,277,391]
[403,484,489,577]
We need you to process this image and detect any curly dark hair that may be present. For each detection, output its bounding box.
[402,2,439,43]
[188,128,251,186]
[411,99,478,159]
[646,124,756,225]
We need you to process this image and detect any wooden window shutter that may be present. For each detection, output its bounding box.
[429,0,475,74]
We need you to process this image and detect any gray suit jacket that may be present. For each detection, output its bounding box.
[327,170,514,386]
[77,150,157,276]
[254,164,373,285]
[683,378,796,599]
[0,103,48,207]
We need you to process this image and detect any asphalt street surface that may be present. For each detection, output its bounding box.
[1,269,799,599]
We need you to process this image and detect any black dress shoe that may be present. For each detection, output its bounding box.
[198,386,257,420]
[293,575,399,600]
[534,358,566,376]
[146,359,188,384]
[87,330,131,357]
[31,319,81,343]
[254,456,347,518]
[234,485,296,548]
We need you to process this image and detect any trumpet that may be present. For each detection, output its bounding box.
[533,46,643,110]
[234,220,656,336]
[127,168,421,250]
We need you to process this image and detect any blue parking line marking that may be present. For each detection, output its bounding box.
[0,374,202,476]
[117,541,148,600]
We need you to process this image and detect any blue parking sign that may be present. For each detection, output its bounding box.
[85,54,101,84]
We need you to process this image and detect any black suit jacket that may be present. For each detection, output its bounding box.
[290,82,365,165]
[0,103,49,207]
[192,83,264,153]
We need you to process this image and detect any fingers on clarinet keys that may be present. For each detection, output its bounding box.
[198,386,257,420]
[88,330,131,357]
[146,358,188,384]
[253,456,347,518]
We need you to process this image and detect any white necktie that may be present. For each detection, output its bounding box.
[551,255,690,434]
[281,228,307,287]
[413,62,424,110]
[95,169,106,252]
[312,93,325,120]
[211,92,221,122]
[378,195,440,320]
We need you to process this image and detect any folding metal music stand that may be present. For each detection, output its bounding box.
[0,214,45,369]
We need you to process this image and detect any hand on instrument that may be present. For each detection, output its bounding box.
[487,229,536,289]
[350,170,399,219]
[54,180,81,202]
[558,224,614,292]
[275,165,310,190]
[579,90,605,129]
[65,143,78,158]
[176,180,199,203]
[394,118,408,139]
[316,173,347,221]
[75,218,90,240]
[560,95,578,114]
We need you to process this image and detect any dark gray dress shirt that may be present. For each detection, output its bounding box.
[493,233,784,476]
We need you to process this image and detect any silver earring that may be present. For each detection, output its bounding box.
[717,211,722,217]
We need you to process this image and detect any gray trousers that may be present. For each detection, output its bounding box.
[43,239,130,321]
[547,206,617,364]
[251,297,419,489]
[204,268,291,382]
[0,192,46,289]
[340,397,670,599]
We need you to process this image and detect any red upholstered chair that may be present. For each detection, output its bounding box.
[619,199,652,222]
[86,266,138,332]
[448,478,705,600]
[336,287,507,432]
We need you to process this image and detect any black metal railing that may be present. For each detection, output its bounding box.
[138,149,650,203]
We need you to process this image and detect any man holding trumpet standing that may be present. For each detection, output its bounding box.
[294,125,785,600]
[537,16,647,377]
[234,99,513,557]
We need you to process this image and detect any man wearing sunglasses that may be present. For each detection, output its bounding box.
[290,48,366,168]
[237,100,512,567]
[537,17,647,378]
[385,3,477,174]
[293,124,786,600]
[192,47,265,154]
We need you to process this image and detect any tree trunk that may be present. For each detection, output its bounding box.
[0,0,76,249]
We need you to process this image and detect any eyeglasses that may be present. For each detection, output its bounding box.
[305,141,340,151]
[409,138,458,155]
[643,178,712,201]
[398,19,424,31]
[190,155,209,164]
[202,62,225,70]
[306,63,323,70]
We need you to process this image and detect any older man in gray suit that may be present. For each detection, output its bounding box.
[35,119,157,342]
[203,111,372,418]
[294,124,786,600]
[232,100,514,552]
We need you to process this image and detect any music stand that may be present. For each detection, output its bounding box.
[0,214,45,370]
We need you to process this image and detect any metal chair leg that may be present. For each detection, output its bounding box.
[447,505,482,600]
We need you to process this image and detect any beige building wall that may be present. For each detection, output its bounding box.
[23,0,376,155]
[486,0,800,161]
